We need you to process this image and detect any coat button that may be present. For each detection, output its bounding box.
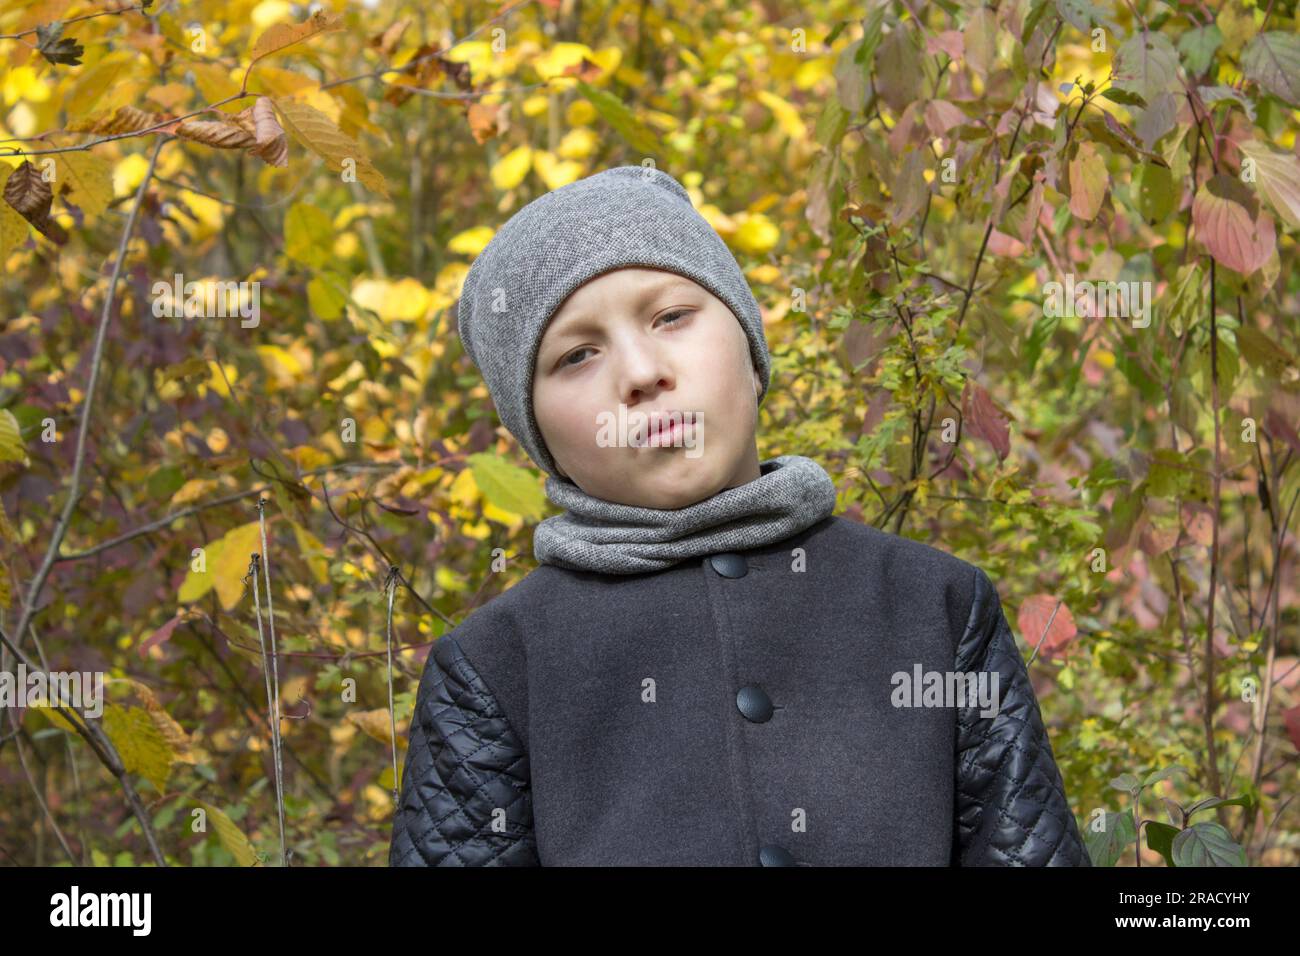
[710,553,748,578]
[758,844,796,866]
[736,685,774,722]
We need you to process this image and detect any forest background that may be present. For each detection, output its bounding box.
[0,0,1297,867]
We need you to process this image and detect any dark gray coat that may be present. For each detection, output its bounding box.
[389,514,1090,866]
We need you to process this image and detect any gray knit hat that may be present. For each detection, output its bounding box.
[454,164,771,478]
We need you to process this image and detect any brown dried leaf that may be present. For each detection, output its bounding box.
[2,161,66,244]
[175,118,257,150]
[66,104,164,135]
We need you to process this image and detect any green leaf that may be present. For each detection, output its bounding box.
[1133,162,1175,224]
[1085,809,1136,866]
[1100,87,1147,108]
[815,97,848,149]
[1109,772,1142,794]
[1113,33,1180,103]
[576,80,661,158]
[467,453,547,521]
[284,202,332,269]
[1054,0,1099,33]
[1184,794,1255,820]
[1022,309,1059,376]
[1145,821,1179,866]
[1143,764,1189,787]
[875,26,922,113]
[1178,25,1223,78]
[1198,84,1257,122]
[1242,32,1300,106]
[1171,822,1247,866]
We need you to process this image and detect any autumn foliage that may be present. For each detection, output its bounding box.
[0,0,1297,867]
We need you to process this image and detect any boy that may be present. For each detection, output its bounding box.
[389,164,1090,866]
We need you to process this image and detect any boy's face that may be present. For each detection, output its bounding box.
[531,267,763,508]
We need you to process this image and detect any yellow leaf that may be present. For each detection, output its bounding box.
[0,497,16,544]
[272,98,389,197]
[351,277,430,322]
[794,57,834,89]
[755,90,807,140]
[589,47,623,78]
[250,0,293,31]
[256,344,305,380]
[103,703,175,793]
[195,800,260,866]
[468,453,547,520]
[3,65,51,104]
[291,522,329,584]
[1069,141,1109,221]
[0,408,28,465]
[204,359,237,398]
[249,9,342,63]
[63,53,133,118]
[346,708,407,747]
[170,478,219,506]
[482,500,523,526]
[188,62,241,106]
[491,145,533,190]
[557,126,598,159]
[0,199,29,261]
[447,225,495,256]
[30,704,79,733]
[532,42,594,81]
[732,213,779,255]
[178,521,263,610]
[54,152,114,223]
[533,150,583,190]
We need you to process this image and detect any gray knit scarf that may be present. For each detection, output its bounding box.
[532,455,839,575]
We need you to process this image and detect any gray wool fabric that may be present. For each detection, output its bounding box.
[533,455,840,574]
[455,163,772,479]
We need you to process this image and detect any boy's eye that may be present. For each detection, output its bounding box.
[558,311,691,369]
[561,347,592,368]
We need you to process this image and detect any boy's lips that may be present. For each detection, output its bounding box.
[646,419,692,447]
[628,412,693,448]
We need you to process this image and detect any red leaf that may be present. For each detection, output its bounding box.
[1015,594,1078,660]
[1192,174,1276,273]
[961,381,1012,460]
[1283,705,1300,753]
[138,612,183,659]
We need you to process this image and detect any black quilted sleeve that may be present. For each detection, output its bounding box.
[389,635,540,866]
[952,568,1090,866]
